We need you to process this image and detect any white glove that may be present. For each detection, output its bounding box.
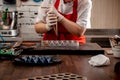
[49,6,64,22]
[45,11,58,31]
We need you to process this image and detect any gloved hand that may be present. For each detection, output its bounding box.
[49,6,64,22]
[45,11,58,31]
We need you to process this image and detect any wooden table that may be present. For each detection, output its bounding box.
[0,48,120,80]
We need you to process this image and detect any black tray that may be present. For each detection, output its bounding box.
[20,43,104,55]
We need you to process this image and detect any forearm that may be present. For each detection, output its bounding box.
[34,22,48,34]
[35,18,86,36]
[59,17,86,37]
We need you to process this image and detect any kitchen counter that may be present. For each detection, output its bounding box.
[0,47,119,80]
[0,36,41,42]
[0,32,42,42]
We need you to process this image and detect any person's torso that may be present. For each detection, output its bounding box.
[49,0,75,14]
[43,0,86,44]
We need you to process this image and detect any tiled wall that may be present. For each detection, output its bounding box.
[0,0,42,39]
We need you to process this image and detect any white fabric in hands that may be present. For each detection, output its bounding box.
[45,10,58,31]
[50,6,64,22]
[88,54,110,67]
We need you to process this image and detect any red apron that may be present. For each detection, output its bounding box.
[43,0,86,44]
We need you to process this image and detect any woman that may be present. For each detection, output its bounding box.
[35,0,92,44]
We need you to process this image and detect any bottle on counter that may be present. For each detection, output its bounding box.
[2,8,8,23]
[2,8,10,30]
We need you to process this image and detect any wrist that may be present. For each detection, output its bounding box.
[45,24,52,31]
[58,14,64,22]
[59,16,65,23]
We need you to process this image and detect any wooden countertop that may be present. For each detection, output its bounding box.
[0,48,120,80]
